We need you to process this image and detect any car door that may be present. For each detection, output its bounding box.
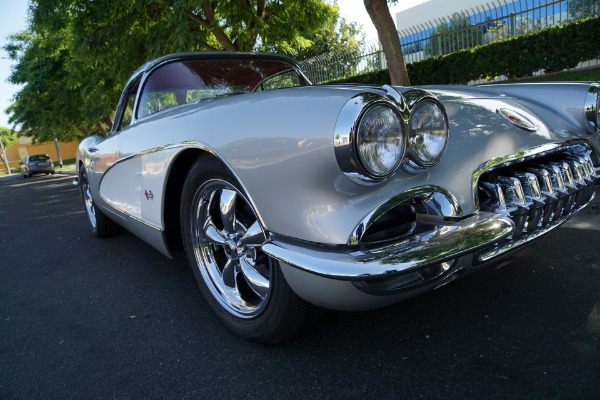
[92,76,144,221]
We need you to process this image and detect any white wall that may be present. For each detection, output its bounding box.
[396,0,494,29]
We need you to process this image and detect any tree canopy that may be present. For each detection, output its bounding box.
[5,0,359,142]
[0,127,18,148]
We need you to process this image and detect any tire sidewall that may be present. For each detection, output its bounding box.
[79,166,119,238]
[180,157,301,342]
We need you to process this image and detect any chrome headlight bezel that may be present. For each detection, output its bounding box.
[406,98,450,168]
[334,92,407,182]
[355,102,406,178]
[585,83,600,134]
[334,88,449,184]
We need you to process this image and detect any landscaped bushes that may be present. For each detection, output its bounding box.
[326,17,600,86]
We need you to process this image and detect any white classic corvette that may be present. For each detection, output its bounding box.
[76,51,600,342]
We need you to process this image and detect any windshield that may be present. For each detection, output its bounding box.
[138,58,306,118]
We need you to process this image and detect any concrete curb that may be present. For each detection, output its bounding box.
[0,169,78,181]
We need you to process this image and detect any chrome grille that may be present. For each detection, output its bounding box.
[478,151,598,261]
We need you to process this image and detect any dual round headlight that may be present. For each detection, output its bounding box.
[356,104,405,177]
[354,99,448,178]
[406,99,449,168]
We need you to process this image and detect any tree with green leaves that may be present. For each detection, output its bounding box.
[5,0,355,143]
[568,0,600,20]
[0,127,18,174]
[364,0,409,86]
[295,12,364,83]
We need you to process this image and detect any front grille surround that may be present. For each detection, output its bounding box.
[477,147,598,262]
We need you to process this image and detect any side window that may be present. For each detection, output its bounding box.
[118,79,140,131]
[138,62,199,119]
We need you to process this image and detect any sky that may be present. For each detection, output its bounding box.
[0,0,429,129]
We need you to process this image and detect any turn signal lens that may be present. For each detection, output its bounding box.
[497,108,537,131]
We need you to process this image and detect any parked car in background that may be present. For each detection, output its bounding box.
[20,154,55,178]
[75,51,599,343]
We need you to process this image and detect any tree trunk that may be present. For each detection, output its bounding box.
[102,115,113,131]
[364,0,410,86]
[97,122,109,137]
[0,139,11,175]
[53,133,63,168]
[78,127,92,137]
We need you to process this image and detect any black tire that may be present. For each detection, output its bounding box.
[79,166,120,238]
[181,157,319,343]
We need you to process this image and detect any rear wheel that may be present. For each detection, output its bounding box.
[181,157,318,343]
[79,166,120,238]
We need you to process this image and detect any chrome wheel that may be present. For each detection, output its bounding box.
[191,179,270,318]
[80,171,97,228]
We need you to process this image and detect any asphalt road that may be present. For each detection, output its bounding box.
[1,174,599,400]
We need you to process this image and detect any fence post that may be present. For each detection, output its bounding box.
[510,12,516,37]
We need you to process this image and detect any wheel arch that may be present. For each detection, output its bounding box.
[163,148,246,253]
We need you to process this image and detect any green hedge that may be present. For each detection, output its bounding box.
[327,17,600,86]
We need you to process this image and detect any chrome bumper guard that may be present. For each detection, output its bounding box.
[478,152,598,262]
[262,211,513,281]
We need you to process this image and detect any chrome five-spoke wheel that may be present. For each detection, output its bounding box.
[181,157,318,343]
[81,171,97,229]
[79,166,120,238]
[191,179,270,318]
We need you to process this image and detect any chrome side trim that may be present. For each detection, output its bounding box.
[97,142,268,233]
[349,185,463,244]
[262,211,513,281]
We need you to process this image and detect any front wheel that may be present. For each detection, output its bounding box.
[181,158,318,343]
[79,166,120,238]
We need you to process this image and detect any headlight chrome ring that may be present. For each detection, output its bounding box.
[406,99,449,168]
[355,103,406,178]
[334,89,448,184]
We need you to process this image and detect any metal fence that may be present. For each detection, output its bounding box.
[298,40,384,85]
[400,0,599,63]
[301,0,599,84]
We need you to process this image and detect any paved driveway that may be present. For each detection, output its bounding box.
[1,174,599,399]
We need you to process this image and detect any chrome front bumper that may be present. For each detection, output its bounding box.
[262,211,515,310]
[263,211,513,280]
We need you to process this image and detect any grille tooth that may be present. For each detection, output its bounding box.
[479,182,507,213]
[497,176,528,208]
[515,172,545,232]
[478,151,597,244]
[526,167,559,227]
[570,156,596,203]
